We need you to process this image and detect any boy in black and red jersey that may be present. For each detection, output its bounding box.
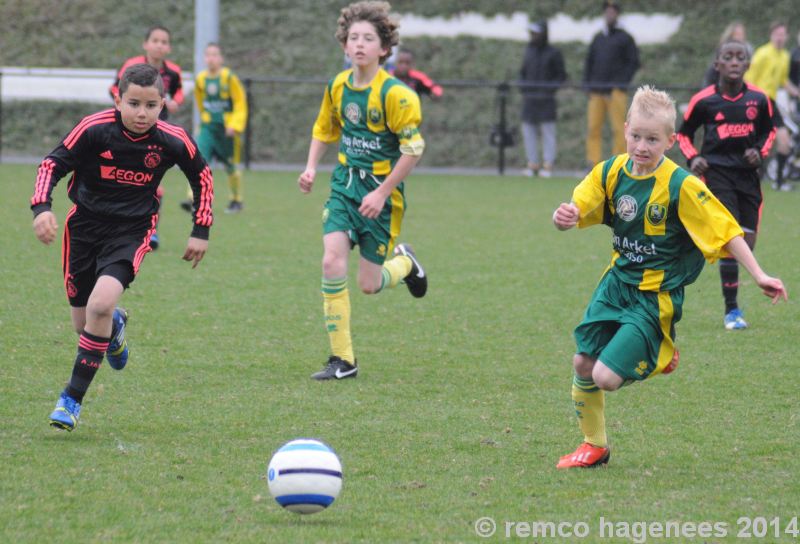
[678,40,776,331]
[32,64,213,431]
[110,25,185,249]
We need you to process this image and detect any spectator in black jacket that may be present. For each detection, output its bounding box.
[519,20,566,178]
[583,0,640,166]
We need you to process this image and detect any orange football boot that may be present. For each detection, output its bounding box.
[556,442,611,469]
[661,347,680,375]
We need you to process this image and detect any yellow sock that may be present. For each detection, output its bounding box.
[379,255,412,291]
[322,277,353,363]
[572,375,607,447]
[228,170,242,202]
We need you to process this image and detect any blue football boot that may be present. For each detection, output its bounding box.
[106,307,129,370]
[150,232,160,250]
[49,391,81,431]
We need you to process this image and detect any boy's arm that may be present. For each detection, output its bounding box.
[226,72,248,134]
[752,93,777,159]
[723,236,787,303]
[676,94,704,169]
[194,73,206,118]
[358,85,425,218]
[677,175,743,262]
[298,138,330,194]
[174,132,214,240]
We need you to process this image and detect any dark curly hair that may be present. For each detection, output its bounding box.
[335,1,399,65]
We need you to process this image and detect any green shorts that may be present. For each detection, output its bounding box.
[197,124,240,174]
[573,269,683,381]
[323,166,406,265]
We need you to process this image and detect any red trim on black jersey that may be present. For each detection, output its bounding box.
[195,166,214,227]
[157,121,196,158]
[64,110,116,150]
[32,158,57,206]
[676,133,699,161]
[682,85,716,121]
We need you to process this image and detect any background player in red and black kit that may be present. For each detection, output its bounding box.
[110,25,184,120]
[32,64,213,432]
[678,40,776,330]
[391,47,443,99]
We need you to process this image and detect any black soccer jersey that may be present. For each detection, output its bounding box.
[677,83,775,170]
[31,108,213,239]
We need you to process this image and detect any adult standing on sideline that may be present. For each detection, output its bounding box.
[519,20,566,178]
[583,0,639,167]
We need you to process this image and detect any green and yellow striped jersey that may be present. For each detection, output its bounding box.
[194,67,248,133]
[573,154,743,292]
[312,68,424,177]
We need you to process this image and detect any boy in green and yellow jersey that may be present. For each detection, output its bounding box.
[190,43,247,213]
[298,1,427,380]
[553,86,788,468]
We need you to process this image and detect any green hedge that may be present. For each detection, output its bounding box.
[2,0,796,169]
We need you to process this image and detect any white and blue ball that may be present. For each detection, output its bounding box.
[267,439,343,514]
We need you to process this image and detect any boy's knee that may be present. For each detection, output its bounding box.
[322,254,346,278]
[85,300,115,321]
[592,364,623,391]
[357,276,381,295]
[572,353,595,378]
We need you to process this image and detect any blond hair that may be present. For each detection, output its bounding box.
[627,85,676,134]
[335,1,400,64]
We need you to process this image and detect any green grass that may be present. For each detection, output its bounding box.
[0,163,798,543]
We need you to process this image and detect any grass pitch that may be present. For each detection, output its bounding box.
[1,163,798,543]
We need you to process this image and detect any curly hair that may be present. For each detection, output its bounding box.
[335,1,400,64]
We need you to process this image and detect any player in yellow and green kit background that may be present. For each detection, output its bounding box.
[184,43,248,214]
[298,1,427,381]
[552,86,787,469]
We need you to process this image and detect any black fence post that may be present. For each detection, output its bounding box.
[496,82,510,175]
[244,78,252,170]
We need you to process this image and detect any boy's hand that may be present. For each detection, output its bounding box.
[298,169,316,193]
[358,189,387,219]
[743,148,761,167]
[755,274,788,304]
[553,203,580,230]
[165,99,179,114]
[182,237,208,269]
[225,127,237,138]
[689,156,709,177]
[33,211,58,245]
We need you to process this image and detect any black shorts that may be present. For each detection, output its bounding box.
[62,206,157,307]
[703,166,762,232]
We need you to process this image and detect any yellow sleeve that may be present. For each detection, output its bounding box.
[194,72,210,124]
[385,85,425,156]
[311,83,340,144]
[573,162,609,228]
[226,71,248,133]
[744,47,766,87]
[678,175,744,263]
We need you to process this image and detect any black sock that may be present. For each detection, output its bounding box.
[65,331,109,403]
[720,258,739,314]
[777,153,788,187]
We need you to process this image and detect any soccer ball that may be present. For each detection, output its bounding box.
[267,438,343,514]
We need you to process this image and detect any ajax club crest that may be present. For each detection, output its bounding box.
[144,152,161,169]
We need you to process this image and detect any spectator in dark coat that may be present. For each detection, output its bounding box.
[583,0,640,166]
[519,20,567,177]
